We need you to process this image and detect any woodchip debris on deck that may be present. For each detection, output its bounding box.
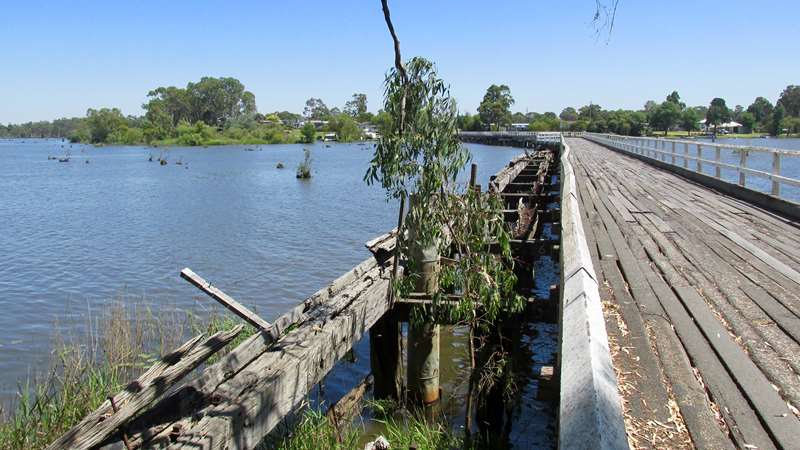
[567,137,800,450]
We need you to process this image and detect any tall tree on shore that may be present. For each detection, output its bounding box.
[770,104,785,136]
[303,98,330,120]
[739,111,756,133]
[559,107,578,121]
[706,97,731,135]
[649,101,681,135]
[578,103,602,121]
[680,108,700,136]
[478,84,514,130]
[746,97,774,125]
[143,77,255,127]
[666,91,685,109]
[777,85,800,117]
[344,93,368,119]
[86,108,127,143]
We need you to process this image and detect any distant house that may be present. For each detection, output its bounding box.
[309,120,329,130]
[359,123,379,140]
[282,118,303,128]
[509,123,530,131]
[699,119,743,134]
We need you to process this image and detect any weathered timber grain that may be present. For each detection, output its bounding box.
[675,286,800,448]
[101,257,383,449]
[48,326,242,450]
[163,262,390,449]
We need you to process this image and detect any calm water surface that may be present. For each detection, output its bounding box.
[0,139,523,403]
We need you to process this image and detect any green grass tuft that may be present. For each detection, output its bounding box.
[0,305,249,450]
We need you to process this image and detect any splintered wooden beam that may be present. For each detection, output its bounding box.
[181,268,271,330]
[46,326,243,450]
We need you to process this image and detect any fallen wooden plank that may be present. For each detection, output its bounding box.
[181,268,271,330]
[50,335,205,450]
[326,374,373,440]
[47,326,242,450]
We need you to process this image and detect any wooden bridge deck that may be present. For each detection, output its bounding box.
[566,137,800,450]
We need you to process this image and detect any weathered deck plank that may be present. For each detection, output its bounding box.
[568,137,800,450]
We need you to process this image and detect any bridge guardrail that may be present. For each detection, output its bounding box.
[558,135,629,450]
[458,131,563,143]
[583,133,800,202]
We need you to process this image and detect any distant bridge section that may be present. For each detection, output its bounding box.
[459,131,565,147]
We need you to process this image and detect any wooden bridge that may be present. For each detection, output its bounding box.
[567,136,800,450]
[47,133,800,450]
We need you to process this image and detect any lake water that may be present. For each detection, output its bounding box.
[0,139,523,404]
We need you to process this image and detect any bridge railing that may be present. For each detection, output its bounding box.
[583,133,800,202]
[458,131,563,143]
[557,133,629,450]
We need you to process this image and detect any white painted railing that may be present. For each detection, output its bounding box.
[583,133,800,201]
[458,131,563,143]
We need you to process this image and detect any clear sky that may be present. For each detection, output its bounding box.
[1,1,798,123]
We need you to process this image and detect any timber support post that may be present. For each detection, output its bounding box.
[370,310,402,400]
[407,245,441,405]
[407,321,440,404]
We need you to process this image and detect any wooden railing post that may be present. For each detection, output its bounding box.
[772,152,781,196]
[714,147,721,179]
[671,141,676,165]
[683,143,689,168]
[696,144,703,173]
[739,150,747,186]
[370,310,402,400]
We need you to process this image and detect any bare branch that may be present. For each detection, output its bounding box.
[381,0,407,82]
[591,0,620,43]
[380,0,408,133]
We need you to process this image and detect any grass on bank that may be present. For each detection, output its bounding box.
[0,301,463,450]
[0,305,255,450]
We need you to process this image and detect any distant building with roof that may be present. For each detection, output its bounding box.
[699,119,743,134]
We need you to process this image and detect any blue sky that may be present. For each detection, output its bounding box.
[1,1,798,123]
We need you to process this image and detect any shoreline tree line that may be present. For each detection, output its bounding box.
[459,84,800,137]
[3,81,800,143]
[0,77,385,146]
